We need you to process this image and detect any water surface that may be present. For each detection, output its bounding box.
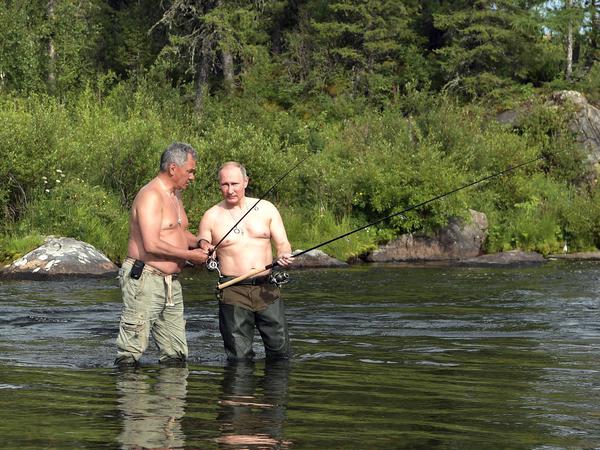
[1,261,599,448]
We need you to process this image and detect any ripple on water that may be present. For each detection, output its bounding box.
[0,384,24,389]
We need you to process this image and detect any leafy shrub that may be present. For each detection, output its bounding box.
[282,205,377,261]
[18,178,128,262]
[0,233,44,263]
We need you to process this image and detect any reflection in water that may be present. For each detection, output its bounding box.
[116,367,188,450]
[216,361,291,448]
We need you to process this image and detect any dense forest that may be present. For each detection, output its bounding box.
[1,0,600,263]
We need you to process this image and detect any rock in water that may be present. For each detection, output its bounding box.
[457,250,546,267]
[1,236,118,279]
[292,249,348,268]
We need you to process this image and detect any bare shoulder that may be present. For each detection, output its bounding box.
[255,199,279,217]
[201,201,225,221]
[133,182,161,209]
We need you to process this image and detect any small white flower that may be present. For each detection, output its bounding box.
[42,176,47,180]
[56,179,61,183]
[60,173,65,177]
[56,169,62,173]
[45,189,50,193]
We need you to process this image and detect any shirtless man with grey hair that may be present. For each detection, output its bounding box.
[115,142,210,367]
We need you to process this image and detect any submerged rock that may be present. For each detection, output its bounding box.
[1,236,118,279]
[548,251,600,260]
[292,249,348,268]
[457,250,546,267]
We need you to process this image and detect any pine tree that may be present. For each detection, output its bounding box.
[307,0,428,104]
[432,0,553,98]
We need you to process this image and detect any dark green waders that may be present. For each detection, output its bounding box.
[218,282,291,361]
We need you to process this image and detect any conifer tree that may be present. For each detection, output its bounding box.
[307,0,428,104]
[432,0,553,98]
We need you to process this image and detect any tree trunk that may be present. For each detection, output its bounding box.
[47,0,57,93]
[222,50,234,92]
[194,44,210,114]
[566,0,574,80]
[591,0,600,61]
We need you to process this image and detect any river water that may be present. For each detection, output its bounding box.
[1,261,599,449]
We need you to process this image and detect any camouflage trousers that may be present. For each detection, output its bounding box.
[115,259,187,365]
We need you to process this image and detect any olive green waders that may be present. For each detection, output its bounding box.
[218,276,291,361]
[115,259,188,366]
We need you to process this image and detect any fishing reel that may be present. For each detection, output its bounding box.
[206,256,221,277]
[269,271,290,287]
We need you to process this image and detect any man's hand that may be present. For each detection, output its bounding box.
[197,238,215,255]
[276,252,294,267]
[188,248,210,265]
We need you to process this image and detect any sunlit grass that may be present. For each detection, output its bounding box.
[0,233,45,263]
[282,206,378,262]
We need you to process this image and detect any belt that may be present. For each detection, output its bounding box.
[123,257,179,280]
[123,257,179,306]
[219,274,271,286]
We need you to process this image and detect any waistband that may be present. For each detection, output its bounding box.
[219,274,271,286]
[123,257,179,280]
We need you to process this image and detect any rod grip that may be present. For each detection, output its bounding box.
[217,267,268,290]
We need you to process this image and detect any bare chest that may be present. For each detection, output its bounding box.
[217,210,270,243]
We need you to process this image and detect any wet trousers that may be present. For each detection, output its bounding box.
[218,283,291,361]
[115,260,188,365]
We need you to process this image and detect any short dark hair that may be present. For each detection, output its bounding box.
[160,142,197,172]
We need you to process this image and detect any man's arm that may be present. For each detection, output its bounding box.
[185,230,201,249]
[197,209,215,252]
[137,190,208,264]
[269,205,293,267]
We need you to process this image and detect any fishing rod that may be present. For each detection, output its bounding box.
[217,150,565,289]
[209,153,312,253]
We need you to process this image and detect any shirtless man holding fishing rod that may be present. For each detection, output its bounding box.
[115,142,210,367]
[197,161,294,361]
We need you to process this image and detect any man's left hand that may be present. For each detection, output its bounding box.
[276,253,294,267]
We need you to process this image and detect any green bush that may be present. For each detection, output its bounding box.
[0,233,45,263]
[18,178,128,262]
[1,80,599,263]
[282,205,377,262]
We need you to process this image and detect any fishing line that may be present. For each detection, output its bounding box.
[211,153,311,252]
[218,149,567,289]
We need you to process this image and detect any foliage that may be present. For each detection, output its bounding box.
[0,233,45,263]
[432,1,561,100]
[0,2,46,93]
[282,205,377,261]
[17,178,129,262]
[1,1,600,263]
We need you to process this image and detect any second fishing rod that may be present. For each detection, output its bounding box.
[217,150,566,289]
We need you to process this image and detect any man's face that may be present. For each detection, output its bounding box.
[170,154,197,190]
[219,165,248,206]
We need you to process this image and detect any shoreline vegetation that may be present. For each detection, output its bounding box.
[2,2,600,266]
[1,86,600,266]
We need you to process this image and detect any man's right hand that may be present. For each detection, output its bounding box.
[188,248,210,265]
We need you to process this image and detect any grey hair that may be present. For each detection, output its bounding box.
[160,142,197,172]
[218,161,247,180]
